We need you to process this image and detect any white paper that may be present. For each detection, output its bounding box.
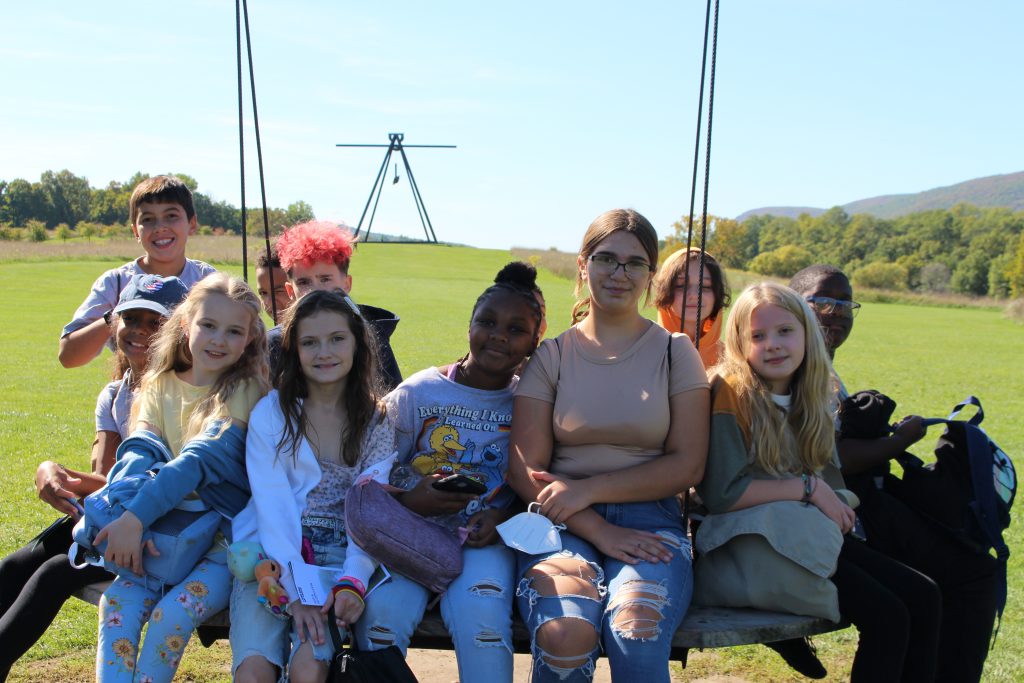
[288,562,393,606]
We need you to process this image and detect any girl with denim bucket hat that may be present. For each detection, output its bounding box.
[0,274,185,681]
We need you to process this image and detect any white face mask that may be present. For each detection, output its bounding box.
[496,503,566,555]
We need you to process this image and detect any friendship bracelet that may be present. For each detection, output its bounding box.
[333,576,366,599]
[331,585,365,605]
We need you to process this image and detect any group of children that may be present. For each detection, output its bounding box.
[0,177,996,683]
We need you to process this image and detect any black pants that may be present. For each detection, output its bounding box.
[857,486,997,683]
[0,516,111,681]
[833,536,942,683]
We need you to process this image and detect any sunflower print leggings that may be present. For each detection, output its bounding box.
[96,559,231,683]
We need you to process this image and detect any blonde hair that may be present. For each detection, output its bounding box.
[132,273,269,442]
[712,282,835,475]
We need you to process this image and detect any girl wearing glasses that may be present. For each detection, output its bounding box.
[508,209,710,682]
[652,248,731,368]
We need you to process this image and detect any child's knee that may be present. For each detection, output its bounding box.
[234,655,279,683]
[607,578,672,641]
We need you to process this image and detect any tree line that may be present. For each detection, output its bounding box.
[665,204,1024,298]
[0,170,315,236]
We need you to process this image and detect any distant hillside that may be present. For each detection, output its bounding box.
[737,171,1024,221]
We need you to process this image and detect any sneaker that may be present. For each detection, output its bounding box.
[765,637,827,679]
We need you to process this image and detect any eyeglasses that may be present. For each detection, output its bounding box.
[805,296,861,318]
[588,253,653,278]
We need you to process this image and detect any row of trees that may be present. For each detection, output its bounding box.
[665,204,1024,298]
[0,170,315,235]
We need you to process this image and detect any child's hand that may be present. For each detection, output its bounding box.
[35,461,82,517]
[592,522,674,566]
[809,480,856,534]
[892,415,926,450]
[291,602,327,646]
[532,471,593,525]
[465,509,512,547]
[323,590,365,628]
[94,511,159,575]
[399,474,477,516]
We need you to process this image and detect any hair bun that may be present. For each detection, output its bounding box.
[495,261,538,290]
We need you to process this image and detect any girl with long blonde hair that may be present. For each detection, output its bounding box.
[94,273,269,683]
[697,282,940,683]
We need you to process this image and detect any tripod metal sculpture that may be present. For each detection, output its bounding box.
[336,132,455,243]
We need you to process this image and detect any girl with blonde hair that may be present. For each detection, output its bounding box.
[697,282,940,683]
[94,273,269,683]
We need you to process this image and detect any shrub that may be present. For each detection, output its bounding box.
[0,226,16,241]
[747,245,813,278]
[26,220,48,242]
[56,224,73,241]
[853,261,909,290]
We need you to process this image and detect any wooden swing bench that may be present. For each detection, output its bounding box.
[74,582,845,667]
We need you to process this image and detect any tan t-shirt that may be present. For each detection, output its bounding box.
[516,322,708,479]
[134,372,263,456]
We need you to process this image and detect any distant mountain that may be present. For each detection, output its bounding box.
[736,171,1024,221]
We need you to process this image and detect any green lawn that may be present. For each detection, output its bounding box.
[0,247,1021,681]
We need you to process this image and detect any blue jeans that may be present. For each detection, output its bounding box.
[516,498,692,683]
[358,543,517,683]
[229,520,349,673]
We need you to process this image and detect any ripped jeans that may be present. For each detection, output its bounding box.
[357,543,517,683]
[516,498,692,683]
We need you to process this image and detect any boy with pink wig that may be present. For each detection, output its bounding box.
[267,221,403,390]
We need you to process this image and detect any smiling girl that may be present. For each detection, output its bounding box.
[697,282,940,683]
[356,261,544,683]
[0,275,187,681]
[94,273,268,683]
[508,209,709,683]
[229,289,396,683]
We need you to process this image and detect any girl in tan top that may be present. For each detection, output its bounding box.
[508,209,709,683]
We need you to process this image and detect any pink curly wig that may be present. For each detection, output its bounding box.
[276,221,354,274]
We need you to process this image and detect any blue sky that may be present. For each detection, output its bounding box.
[1,1,1020,251]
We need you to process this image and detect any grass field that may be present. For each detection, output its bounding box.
[1,245,1021,681]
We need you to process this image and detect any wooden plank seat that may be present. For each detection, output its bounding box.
[74,582,845,666]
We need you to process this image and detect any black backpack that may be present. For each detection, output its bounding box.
[889,396,1015,621]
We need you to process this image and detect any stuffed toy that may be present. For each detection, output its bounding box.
[226,540,266,582]
[255,558,289,615]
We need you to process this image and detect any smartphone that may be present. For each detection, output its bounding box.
[432,473,487,495]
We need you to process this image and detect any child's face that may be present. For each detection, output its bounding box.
[800,274,854,356]
[115,308,163,371]
[673,259,716,327]
[256,265,293,324]
[296,310,356,388]
[185,292,252,385]
[745,303,806,395]
[578,231,653,314]
[285,261,352,299]
[468,290,538,378]
[133,201,197,268]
